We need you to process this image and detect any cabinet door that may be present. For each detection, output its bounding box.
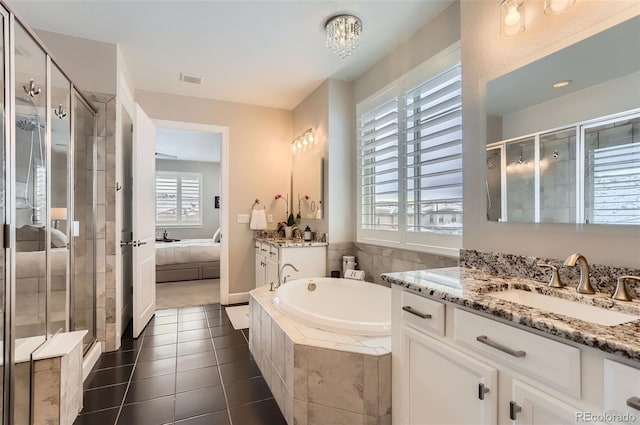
[400,326,498,425]
[265,258,279,289]
[511,380,581,425]
[604,359,640,424]
[255,252,266,288]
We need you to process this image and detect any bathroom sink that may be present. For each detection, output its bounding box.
[489,289,640,326]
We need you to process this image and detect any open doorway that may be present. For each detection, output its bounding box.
[154,125,223,309]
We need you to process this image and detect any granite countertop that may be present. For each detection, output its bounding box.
[256,237,328,248]
[381,267,640,361]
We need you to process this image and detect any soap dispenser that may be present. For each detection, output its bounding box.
[303,226,312,241]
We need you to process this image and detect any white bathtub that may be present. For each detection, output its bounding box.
[273,277,391,336]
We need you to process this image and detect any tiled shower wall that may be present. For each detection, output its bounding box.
[85,92,117,352]
[327,242,458,286]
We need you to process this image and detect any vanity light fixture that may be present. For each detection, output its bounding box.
[291,128,315,154]
[501,0,525,38]
[544,0,575,15]
[553,149,560,159]
[552,80,572,88]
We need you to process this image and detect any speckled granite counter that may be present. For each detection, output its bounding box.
[256,237,328,248]
[382,267,640,361]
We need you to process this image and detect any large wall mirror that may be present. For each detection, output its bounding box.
[292,151,323,220]
[485,16,640,225]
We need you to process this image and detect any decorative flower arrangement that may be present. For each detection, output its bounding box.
[275,194,296,226]
[296,195,310,221]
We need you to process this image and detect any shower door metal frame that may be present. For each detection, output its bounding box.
[69,88,98,353]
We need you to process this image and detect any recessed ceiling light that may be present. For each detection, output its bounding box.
[552,80,572,88]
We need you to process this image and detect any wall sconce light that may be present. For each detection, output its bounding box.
[544,0,575,15]
[291,128,314,154]
[501,0,525,37]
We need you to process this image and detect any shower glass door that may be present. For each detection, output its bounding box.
[71,91,96,352]
[0,6,6,424]
[13,22,48,425]
[50,64,70,335]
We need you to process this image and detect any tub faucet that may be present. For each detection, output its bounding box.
[271,263,300,291]
[564,253,595,294]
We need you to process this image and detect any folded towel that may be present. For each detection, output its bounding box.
[344,269,365,281]
[250,208,267,230]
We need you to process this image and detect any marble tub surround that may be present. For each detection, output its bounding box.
[382,267,640,361]
[355,242,458,286]
[460,249,640,299]
[249,285,391,425]
[256,237,329,248]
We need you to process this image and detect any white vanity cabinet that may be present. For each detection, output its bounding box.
[391,285,629,425]
[399,325,498,424]
[254,241,326,288]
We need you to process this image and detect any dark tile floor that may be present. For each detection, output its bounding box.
[74,303,286,425]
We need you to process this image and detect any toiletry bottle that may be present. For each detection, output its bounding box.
[303,226,312,241]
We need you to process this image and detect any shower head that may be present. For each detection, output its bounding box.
[16,119,42,132]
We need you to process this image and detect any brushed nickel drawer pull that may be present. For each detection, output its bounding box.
[402,305,432,319]
[476,335,526,358]
[478,383,490,400]
[509,401,521,420]
[627,397,640,411]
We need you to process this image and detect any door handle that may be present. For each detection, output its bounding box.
[120,241,132,247]
[509,401,521,420]
[478,383,490,400]
[137,241,147,246]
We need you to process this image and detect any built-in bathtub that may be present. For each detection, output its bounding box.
[274,277,391,336]
[249,280,392,425]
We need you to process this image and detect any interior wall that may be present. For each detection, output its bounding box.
[136,90,292,297]
[34,29,116,95]
[353,1,461,105]
[155,159,221,240]
[461,0,640,268]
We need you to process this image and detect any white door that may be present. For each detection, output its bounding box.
[132,104,156,337]
[400,326,498,425]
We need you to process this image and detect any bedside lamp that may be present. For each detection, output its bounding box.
[51,207,67,230]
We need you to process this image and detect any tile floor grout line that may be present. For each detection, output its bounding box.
[112,323,148,425]
[209,308,235,425]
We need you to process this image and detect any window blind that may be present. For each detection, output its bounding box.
[404,65,463,235]
[180,176,201,223]
[359,97,400,231]
[156,174,178,223]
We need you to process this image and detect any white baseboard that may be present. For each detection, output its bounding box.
[83,341,102,381]
[227,291,249,305]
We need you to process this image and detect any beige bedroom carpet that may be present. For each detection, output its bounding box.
[156,279,220,309]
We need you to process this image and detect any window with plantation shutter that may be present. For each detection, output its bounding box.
[156,172,203,226]
[404,64,463,235]
[359,97,399,231]
[357,46,462,254]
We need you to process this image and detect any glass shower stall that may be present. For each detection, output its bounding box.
[0,6,98,424]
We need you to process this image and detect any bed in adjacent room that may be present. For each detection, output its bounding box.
[156,238,221,283]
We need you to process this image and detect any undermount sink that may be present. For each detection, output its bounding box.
[489,289,640,326]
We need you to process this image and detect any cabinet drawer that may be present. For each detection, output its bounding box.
[400,291,445,336]
[454,309,581,398]
[604,359,640,422]
[254,241,261,249]
[267,246,279,262]
[258,243,269,255]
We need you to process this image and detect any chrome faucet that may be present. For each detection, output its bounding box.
[563,253,595,294]
[270,263,300,291]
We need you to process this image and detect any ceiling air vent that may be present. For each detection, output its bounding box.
[180,73,203,85]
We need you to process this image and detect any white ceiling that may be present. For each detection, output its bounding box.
[156,128,221,162]
[8,0,453,110]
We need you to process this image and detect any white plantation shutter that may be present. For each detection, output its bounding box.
[357,46,462,254]
[180,175,201,223]
[156,172,202,225]
[359,97,399,231]
[404,65,463,235]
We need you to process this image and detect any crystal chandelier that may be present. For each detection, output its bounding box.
[325,14,363,59]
